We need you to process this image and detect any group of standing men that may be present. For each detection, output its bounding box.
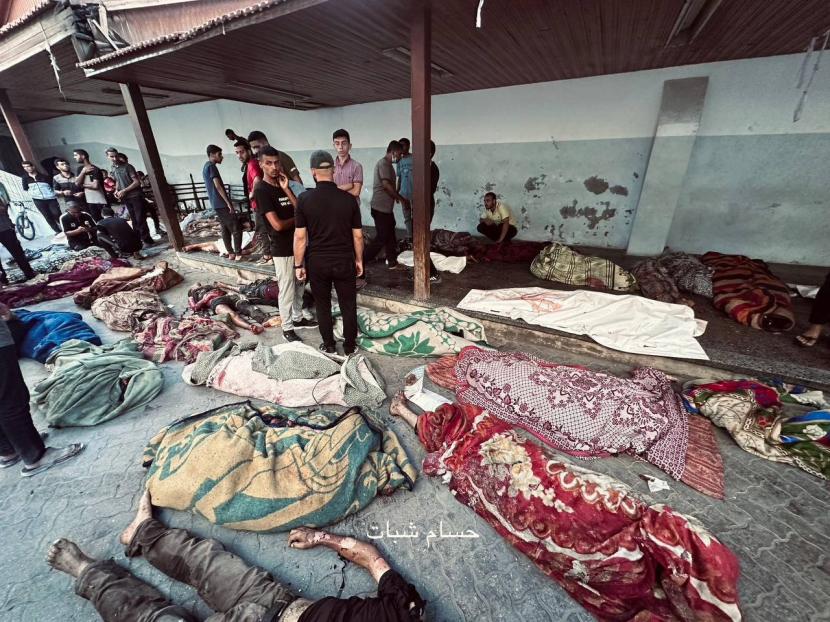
[201,129,440,354]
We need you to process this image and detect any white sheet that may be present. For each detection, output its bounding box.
[457,287,709,360]
[397,250,467,274]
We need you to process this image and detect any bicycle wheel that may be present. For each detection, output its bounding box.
[17,213,36,241]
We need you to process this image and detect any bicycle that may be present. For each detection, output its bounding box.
[10,200,37,241]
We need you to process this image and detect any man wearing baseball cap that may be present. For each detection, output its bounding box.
[294,150,363,355]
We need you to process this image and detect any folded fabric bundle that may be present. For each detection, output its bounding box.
[337,307,488,357]
[32,339,164,427]
[397,250,467,273]
[430,229,477,256]
[684,379,830,479]
[632,259,693,306]
[452,347,724,497]
[184,341,387,408]
[143,401,417,532]
[3,246,112,283]
[470,240,548,263]
[91,290,171,332]
[658,251,714,298]
[0,257,130,308]
[11,309,100,363]
[133,316,238,364]
[183,217,222,238]
[458,287,708,360]
[702,252,795,331]
[74,261,184,309]
[530,243,637,291]
[416,402,741,620]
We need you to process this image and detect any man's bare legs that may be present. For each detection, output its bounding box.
[389,391,419,430]
[214,303,264,335]
[182,241,219,253]
[288,527,391,584]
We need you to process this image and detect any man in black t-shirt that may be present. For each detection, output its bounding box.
[96,207,142,259]
[253,146,317,343]
[60,201,97,251]
[294,150,363,354]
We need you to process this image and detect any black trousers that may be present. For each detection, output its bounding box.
[96,230,141,259]
[307,255,358,350]
[809,272,830,325]
[145,200,161,232]
[123,196,153,244]
[363,210,398,266]
[33,198,62,233]
[0,229,36,279]
[86,203,106,222]
[215,208,242,255]
[0,344,45,464]
[477,221,518,243]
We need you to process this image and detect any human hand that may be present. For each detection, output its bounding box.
[278,173,289,191]
[63,190,72,196]
[288,527,326,550]
[114,190,123,200]
[295,267,306,281]
[355,259,364,277]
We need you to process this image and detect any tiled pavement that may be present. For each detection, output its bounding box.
[1,255,828,621]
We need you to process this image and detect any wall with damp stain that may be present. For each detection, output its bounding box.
[24,52,830,264]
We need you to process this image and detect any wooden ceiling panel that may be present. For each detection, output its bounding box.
[81,0,830,110]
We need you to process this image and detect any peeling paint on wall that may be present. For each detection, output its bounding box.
[524,174,547,192]
[560,199,617,229]
[583,175,609,194]
[609,184,629,196]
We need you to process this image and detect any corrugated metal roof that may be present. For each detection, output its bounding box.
[78,0,290,68]
[0,0,51,37]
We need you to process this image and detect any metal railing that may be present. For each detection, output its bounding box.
[169,174,250,220]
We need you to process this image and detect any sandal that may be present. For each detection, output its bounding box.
[795,335,819,347]
[21,443,85,478]
[0,431,50,468]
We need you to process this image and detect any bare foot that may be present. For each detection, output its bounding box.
[228,253,237,260]
[119,490,153,546]
[47,539,94,578]
[389,391,407,417]
[250,324,264,335]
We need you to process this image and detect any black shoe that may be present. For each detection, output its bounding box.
[343,345,357,355]
[387,262,404,270]
[319,342,336,354]
[294,317,318,329]
[430,273,442,284]
[282,330,301,343]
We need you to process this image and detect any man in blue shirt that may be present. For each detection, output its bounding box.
[395,137,414,239]
[202,145,242,260]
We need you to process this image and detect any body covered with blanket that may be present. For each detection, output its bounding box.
[143,401,417,532]
[415,402,741,621]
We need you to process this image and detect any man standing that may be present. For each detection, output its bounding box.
[363,140,407,270]
[332,129,363,202]
[202,145,242,260]
[247,130,303,185]
[294,151,363,355]
[0,194,36,284]
[60,201,98,251]
[52,159,85,214]
[73,149,108,222]
[0,303,84,476]
[254,147,317,343]
[107,148,153,245]
[96,207,142,259]
[20,161,61,233]
[396,137,414,239]
[235,138,270,264]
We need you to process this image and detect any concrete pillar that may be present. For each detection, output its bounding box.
[626,77,708,257]
[0,89,36,163]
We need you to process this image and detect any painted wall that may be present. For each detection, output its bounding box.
[22,52,830,265]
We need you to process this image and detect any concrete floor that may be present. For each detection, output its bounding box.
[1,250,829,621]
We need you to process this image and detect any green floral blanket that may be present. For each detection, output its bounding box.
[336,306,488,357]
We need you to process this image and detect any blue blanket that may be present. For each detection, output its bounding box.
[13,309,101,363]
